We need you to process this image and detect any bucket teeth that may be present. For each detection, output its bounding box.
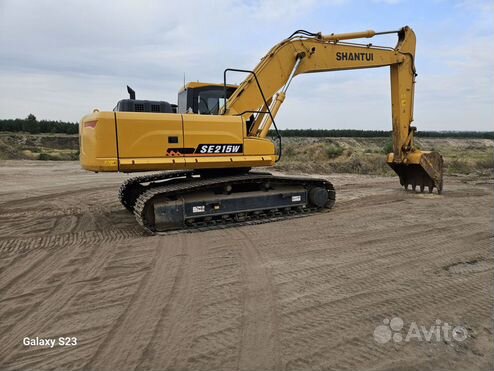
[387,151,443,194]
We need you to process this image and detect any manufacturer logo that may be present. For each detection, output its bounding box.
[336,52,374,61]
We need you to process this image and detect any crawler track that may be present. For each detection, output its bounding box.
[118,171,193,212]
[119,171,335,234]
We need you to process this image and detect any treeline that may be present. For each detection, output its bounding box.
[1,115,492,139]
[270,129,494,139]
[0,114,78,134]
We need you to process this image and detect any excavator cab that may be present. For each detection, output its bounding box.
[177,82,238,115]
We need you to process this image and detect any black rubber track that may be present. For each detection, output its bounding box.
[123,172,335,234]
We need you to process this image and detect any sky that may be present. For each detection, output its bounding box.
[0,0,492,130]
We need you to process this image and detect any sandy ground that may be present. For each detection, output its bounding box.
[0,160,492,371]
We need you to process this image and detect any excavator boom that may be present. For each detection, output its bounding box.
[224,26,442,192]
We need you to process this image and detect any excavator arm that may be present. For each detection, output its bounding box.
[225,26,443,193]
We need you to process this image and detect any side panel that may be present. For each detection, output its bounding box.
[116,112,183,158]
[182,114,244,152]
[182,114,249,169]
[243,138,276,156]
[80,111,118,172]
[115,112,185,171]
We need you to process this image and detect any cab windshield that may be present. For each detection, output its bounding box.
[197,89,227,115]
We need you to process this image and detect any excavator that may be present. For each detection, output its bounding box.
[79,26,443,233]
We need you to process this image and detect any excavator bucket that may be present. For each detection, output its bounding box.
[386,151,443,194]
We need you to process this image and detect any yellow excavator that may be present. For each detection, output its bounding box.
[80,26,443,233]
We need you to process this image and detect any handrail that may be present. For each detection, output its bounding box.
[223,68,282,161]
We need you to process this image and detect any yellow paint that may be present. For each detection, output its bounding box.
[79,26,442,189]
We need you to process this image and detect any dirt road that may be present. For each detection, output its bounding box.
[0,161,492,371]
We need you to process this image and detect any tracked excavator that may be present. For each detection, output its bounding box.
[80,26,443,233]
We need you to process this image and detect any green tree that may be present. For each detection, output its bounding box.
[22,114,40,134]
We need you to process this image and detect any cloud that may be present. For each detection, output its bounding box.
[370,0,402,4]
[276,69,393,130]
[244,0,347,21]
[0,0,492,130]
[0,0,331,120]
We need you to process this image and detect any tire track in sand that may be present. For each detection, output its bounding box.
[85,234,187,371]
[234,228,281,371]
[135,233,207,370]
[0,228,142,254]
[178,233,244,371]
[0,236,120,366]
[0,249,52,294]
